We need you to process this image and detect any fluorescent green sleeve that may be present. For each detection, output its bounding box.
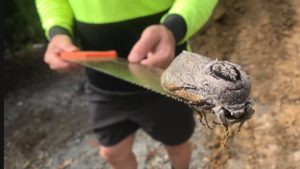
[35,0,74,39]
[162,0,218,43]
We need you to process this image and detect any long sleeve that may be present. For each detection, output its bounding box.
[35,0,74,39]
[162,0,218,43]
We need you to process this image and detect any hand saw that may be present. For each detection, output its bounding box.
[60,50,183,102]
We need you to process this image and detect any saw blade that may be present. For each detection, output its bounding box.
[74,57,186,103]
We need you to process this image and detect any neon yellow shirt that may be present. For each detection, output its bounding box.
[36,0,218,42]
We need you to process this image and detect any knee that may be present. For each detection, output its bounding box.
[99,147,131,164]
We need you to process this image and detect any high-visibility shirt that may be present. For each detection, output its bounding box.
[36,0,218,43]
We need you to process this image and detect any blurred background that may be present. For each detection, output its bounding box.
[4,0,300,169]
[4,0,46,94]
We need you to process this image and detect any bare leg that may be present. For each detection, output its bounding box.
[99,134,137,169]
[165,141,192,169]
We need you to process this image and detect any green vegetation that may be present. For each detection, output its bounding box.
[5,0,46,54]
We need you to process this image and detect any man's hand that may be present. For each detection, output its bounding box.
[44,35,80,72]
[128,25,176,69]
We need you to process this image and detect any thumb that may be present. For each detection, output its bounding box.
[60,42,79,52]
[128,29,159,63]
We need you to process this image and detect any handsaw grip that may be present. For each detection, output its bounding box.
[60,50,118,61]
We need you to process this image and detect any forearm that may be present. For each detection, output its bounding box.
[161,0,218,43]
[48,26,71,40]
[35,0,74,39]
[162,14,187,44]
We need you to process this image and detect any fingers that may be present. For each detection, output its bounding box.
[44,35,80,72]
[45,52,69,69]
[140,42,175,69]
[60,42,79,52]
[45,51,78,71]
[128,27,160,63]
[140,35,175,69]
[128,25,176,69]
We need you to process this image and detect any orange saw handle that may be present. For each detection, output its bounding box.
[60,50,117,61]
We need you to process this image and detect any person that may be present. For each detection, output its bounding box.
[35,1,217,169]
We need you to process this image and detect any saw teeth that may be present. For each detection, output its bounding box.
[77,61,189,104]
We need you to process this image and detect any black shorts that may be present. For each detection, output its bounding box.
[87,84,195,147]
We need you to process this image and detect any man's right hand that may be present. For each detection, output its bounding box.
[44,35,80,72]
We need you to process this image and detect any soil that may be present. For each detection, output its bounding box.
[4,0,300,168]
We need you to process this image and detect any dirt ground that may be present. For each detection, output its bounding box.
[4,0,300,168]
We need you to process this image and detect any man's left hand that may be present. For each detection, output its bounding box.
[128,25,176,69]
